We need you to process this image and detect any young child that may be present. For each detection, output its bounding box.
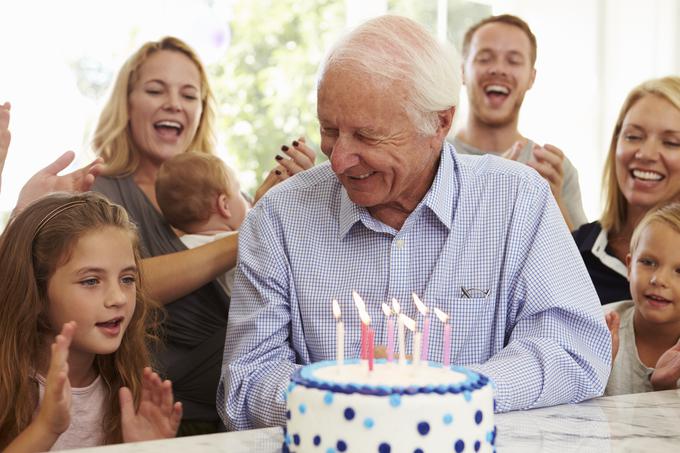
[155,153,249,296]
[0,192,182,451]
[605,202,680,395]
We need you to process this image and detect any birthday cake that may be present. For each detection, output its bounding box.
[284,359,496,453]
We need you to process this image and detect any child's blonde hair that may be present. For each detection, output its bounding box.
[0,192,161,447]
[155,152,235,232]
[630,202,680,255]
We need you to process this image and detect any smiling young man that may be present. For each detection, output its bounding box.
[218,15,610,431]
[454,14,587,230]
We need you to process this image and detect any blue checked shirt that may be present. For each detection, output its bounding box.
[218,142,611,430]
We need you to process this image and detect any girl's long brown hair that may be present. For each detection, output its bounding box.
[0,192,161,447]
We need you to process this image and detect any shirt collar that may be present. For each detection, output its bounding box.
[337,142,457,239]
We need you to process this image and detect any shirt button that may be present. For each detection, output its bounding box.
[396,239,405,249]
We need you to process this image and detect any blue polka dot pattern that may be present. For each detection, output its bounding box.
[389,394,401,407]
[364,417,375,429]
[314,435,321,446]
[455,439,465,453]
[288,382,296,392]
[337,440,347,451]
[324,392,334,405]
[443,413,453,425]
[486,431,493,442]
[378,443,391,453]
[414,449,424,453]
[475,410,483,425]
[464,391,472,402]
[284,433,291,445]
[282,443,290,453]
[286,410,291,420]
[417,422,430,436]
[474,440,481,451]
[326,448,336,453]
[343,407,355,420]
[299,403,307,414]
[293,434,300,445]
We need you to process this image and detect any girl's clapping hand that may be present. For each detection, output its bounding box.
[120,367,183,442]
[36,321,76,437]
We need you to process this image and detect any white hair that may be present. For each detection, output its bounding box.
[318,15,461,135]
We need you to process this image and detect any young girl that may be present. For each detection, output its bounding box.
[605,202,680,395]
[0,192,182,451]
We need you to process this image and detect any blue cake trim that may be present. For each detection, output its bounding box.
[291,359,490,396]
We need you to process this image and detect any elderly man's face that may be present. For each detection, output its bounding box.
[317,68,444,222]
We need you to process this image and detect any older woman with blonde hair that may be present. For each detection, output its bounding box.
[91,36,314,435]
[573,76,680,305]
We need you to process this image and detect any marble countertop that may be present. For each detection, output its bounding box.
[67,389,680,452]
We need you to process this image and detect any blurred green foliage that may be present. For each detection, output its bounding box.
[210,0,345,193]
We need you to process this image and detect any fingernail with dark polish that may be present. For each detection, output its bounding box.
[292,141,299,147]
[275,170,282,175]
[281,145,289,152]
[275,154,284,161]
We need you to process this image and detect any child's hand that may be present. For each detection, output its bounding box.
[36,321,76,437]
[120,367,182,442]
[650,339,680,391]
[605,311,620,363]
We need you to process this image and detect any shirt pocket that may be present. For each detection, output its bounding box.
[429,296,498,365]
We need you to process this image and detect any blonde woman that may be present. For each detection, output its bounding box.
[91,36,314,435]
[573,76,680,304]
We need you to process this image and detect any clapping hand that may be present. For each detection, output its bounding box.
[14,151,104,214]
[120,367,182,442]
[650,339,680,391]
[254,136,317,204]
[605,311,620,363]
[504,140,573,229]
[36,322,77,438]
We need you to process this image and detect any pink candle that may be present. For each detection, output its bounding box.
[360,322,367,360]
[368,327,375,371]
[421,316,430,363]
[434,307,451,367]
[359,309,372,370]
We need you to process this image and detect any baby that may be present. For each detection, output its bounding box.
[156,152,249,296]
[605,202,680,395]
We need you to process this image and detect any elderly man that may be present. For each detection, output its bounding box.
[218,15,610,430]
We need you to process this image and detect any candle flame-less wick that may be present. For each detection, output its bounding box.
[392,298,401,315]
[433,307,449,324]
[400,313,416,332]
[352,290,367,313]
[412,292,428,315]
[359,310,371,325]
[332,299,342,320]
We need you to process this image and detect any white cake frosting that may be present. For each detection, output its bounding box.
[284,359,496,453]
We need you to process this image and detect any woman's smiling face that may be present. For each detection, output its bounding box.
[615,94,680,215]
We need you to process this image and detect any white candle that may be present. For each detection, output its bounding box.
[392,299,405,366]
[412,293,430,363]
[400,313,416,365]
[413,332,422,366]
[382,303,395,362]
[332,299,344,366]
